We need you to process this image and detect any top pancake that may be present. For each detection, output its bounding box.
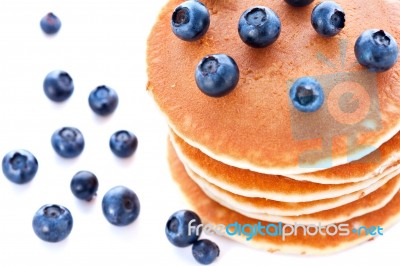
[147,0,400,174]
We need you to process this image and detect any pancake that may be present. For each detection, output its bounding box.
[170,131,396,202]
[167,141,400,254]
[147,0,400,175]
[187,163,400,216]
[286,132,400,184]
[190,167,400,225]
[170,126,400,186]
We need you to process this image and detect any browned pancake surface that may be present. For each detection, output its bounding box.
[148,0,400,174]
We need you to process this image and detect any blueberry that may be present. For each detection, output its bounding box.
[284,0,314,7]
[109,130,138,158]
[192,239,220,265]
[289,77,324,112]
[40,12,61,35]
[2,149,38,184]
[88,85,119,116]
[32,204,73,242]
[43,70,74,102]
[165,210,202,247]
[355,29,399,72]
[51,127,85,158]
[311,1,345,37]
[70,171,99,201]
[171,0,210,41]
[102,186,140,226]
[238,6,281,48]
[195,54,240,97]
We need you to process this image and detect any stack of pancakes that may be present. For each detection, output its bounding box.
[147,0,400,254]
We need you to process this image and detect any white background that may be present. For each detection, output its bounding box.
[0,0,398,265]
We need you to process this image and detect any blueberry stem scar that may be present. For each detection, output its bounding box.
[200,57,219,75]
[173,7,189,25]
[373,30,390,46]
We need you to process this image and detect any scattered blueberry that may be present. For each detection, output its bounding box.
[40,12,62,35]
[70,171,99,201]
[109,130,138,158]
[238,6,281,48]
[165,210,202,247]
[102,186,140,226]
[88,85,119,116]
[289,77,324,112]
[311,1,345,37]
[2,149,38,184]
[284,0,314,7]
[195,54,240,97]
[192,239,220,265]
[32,204,73,242]
[355,29,399,72]
[51,127,85,158]
[171,0,210,41]
[43,70,74,102]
